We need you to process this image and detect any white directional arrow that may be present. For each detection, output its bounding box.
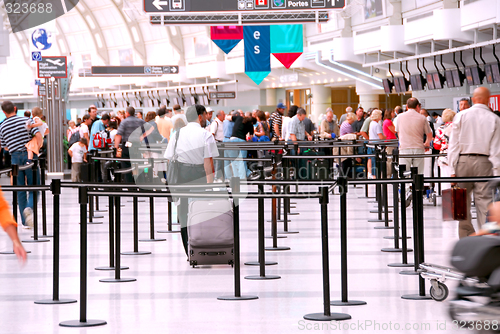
[152,0,169,10]
[171,66,178,73]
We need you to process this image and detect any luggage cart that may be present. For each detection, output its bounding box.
[419,263,479,301]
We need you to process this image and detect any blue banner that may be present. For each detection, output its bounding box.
[244,26,270,73]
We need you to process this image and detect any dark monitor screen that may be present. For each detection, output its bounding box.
[485,64,494,84]
[492,63,500,83]
[410,75,424,91]
[433,73,443,89]
[471,66,482,85]
[465,67,474,86]
[393,77,403,93]
[399,77,408,93]
[445,70,455,88]
[382,79,392,94]
[426,73,435,90]
[452,69,462,87]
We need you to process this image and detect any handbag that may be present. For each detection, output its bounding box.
[442,186,467,221]
[166,129,181,185]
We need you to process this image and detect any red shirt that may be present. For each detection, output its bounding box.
[383,119,396,140]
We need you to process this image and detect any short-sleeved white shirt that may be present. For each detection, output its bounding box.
[79,123,89,138]
[69,143,87,163]
[165,122,219,164]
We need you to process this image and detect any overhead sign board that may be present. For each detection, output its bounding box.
[91,66,179,76]
[279,73,298,83]
[209,91,236,99]
[37,56,67,78]
[144,0,344,12]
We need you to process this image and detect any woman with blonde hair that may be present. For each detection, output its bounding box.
[367,109,385,178]
[434,108,456,189]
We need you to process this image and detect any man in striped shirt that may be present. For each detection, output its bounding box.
[0,101,42,228]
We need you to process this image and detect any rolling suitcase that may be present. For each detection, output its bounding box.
[188,199,234,267]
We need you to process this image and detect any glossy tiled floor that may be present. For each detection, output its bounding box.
[0,178,484,333]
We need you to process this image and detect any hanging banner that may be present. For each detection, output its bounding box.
[210,26,243,54]
[270,25,303,69]
[244,26,270,85]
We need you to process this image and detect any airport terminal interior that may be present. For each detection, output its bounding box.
[1,0,500,333]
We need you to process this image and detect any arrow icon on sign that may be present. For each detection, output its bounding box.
[171,66,178,73]
[152,0,169,10]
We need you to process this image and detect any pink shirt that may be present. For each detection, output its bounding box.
[395,109,432,150]
[383,119,396,140]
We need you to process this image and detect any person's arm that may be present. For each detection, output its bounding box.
[360,131,369,140]
[35,132,43,147]
[204,157,214,183]
[447,116,461,181]
[273,122,281,139]
[388,124,396,134]
[114,134,122,157]
[305,131,313,141]
[44,128,50,136]
[423,120,433,150]
[254,123,265,137]
[27,118,43,129]
[289,133,297,141]
[4,225,26,263]
[489,119,500,177]
[83,152,87,163]
[68,147,73,158]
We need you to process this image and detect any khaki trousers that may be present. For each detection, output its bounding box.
[455,155,493,238]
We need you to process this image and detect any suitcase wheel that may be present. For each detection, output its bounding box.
[229,260,234,268]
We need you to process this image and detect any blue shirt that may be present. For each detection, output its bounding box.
[223,120,235,139]
[88,120,106,151]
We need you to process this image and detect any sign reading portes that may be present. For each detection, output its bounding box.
[144,0,344,12]
[37,56,67,78]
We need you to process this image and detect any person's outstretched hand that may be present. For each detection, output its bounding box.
[13,241,27,264]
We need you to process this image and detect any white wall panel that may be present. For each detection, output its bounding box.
[461,0,498,31]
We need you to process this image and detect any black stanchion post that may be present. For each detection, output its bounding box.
[93,154,105,213]
[245,166,280,278]
[265,156,290,251]
[280,153,298,234]
[100,195,135,283]
[374,149,393,230]
[218,177,258,301]
[368,147,386,223]
[401,174,431,300]
[122,194,151,255]
[59,187,107,327]
[87,156,103,224]
[35,179,77,304]
[304,187,351,321]
[331,177,366,306]
[39,157,51,237]
[400,167,421,276]
[25,161,49,243]
[140,196,166,242]
[388,164,414,268]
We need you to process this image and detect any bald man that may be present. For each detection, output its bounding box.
[448,87,500,238]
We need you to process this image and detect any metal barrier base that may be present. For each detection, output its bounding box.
[383,236,411,240]
[139,238,167,242]
[401,294,431,300]
[95,266,129,271]
[265,235,287,239]
[0,250,31,254]
[244,261,278,266]
[31,235,52,238]
[374,226,394,230]
[278,231,299,234]
[368,219,393,223]
[35,298,77,305]
[370,210,392,213]
[99,278,136,283]
[381,248,413,252]
[330,300,367,306]
[22,239,49,243]
[245,275,281,280]
[217,295,259,301]
[388,263,414,268]
[265,246,290,251]
[303,313,351,321]
[87,222,103,225]
[399,270,419,276]
[121,251,151,255]
[60,320,107,328]
[157,230,180,233]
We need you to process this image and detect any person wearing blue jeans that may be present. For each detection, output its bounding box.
[227,137,250,180]
[11,151,40,226]
[222,110,240,180]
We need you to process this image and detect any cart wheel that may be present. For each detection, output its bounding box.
[432,193,437,206]
[430,282,449,301]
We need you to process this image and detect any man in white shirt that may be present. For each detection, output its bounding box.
[448,87,500,238]
[164,104,219,255]
[210,110,225,181]
[79,114,92,146]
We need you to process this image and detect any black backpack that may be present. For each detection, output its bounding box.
[68,128,81,147]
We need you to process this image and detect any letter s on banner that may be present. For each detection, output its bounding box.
[254,46,260,54]
[244,26,270,73]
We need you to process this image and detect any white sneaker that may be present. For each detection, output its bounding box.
[23,207,34,228]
